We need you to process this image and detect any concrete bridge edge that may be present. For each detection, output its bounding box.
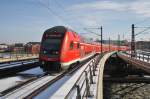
[97,51,117,99]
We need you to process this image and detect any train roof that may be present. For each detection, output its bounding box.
[44,26,67,34]
[44,26,102,45]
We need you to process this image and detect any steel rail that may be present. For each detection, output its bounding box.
[104,77,150,83]
[0,58,38,65]
[27,56,96,99]
[1,72,65,99]
[24,72,66,99]
[50,55,99,99]
[0,59,38,69]
[1,56,94,99]
[49,52,115,99]
[0,77,38,96]
[50,52,115,99]
[0,62,40,77]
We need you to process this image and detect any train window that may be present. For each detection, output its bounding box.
[42,39,61,51]
[77,43,80,49]
[70,41,73,49]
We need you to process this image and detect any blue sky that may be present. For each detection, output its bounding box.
[0,0,150,43]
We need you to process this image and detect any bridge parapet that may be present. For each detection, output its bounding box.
[118,51,150,74]
[123,51,150,63]
[51,52,116,99]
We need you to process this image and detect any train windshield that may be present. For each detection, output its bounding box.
[42,39,61,51]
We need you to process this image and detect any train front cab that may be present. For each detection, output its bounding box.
[39,26,67,71]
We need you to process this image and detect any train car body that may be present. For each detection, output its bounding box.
[39,26,129,71]
[39,26,95,71]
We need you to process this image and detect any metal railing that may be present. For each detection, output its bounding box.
[66,55,100,99]
[0,52,38,62]
[123,51,150,63]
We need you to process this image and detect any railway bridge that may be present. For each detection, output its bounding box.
[0,51,150,99]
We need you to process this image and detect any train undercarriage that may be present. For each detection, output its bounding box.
[40,61,80,72]
[40,61,62,72]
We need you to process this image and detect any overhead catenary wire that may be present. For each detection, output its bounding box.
[39,0,103,38]
[54,0,99,23]
[39,0,91,32]
[54,0,67,12]
[83,28,101,37]
[123,16,150,40]
[38,0,74,28]
[53,0,89,30]
[135,27,150,36]
[54,0,103,36]
[123,25,150,41]
[134,17,150,25]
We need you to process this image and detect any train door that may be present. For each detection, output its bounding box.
[80,43,85,58]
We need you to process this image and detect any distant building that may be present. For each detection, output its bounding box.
[14,43,24,47]
[95,40,128,46]
[13,43,24,53]
[32,44,41,54]
[0,44,8,49]
[0,44,8,52]
[24,42,41,54]
[136,41,150,51]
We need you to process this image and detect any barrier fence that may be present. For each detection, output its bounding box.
[123,51,150,63]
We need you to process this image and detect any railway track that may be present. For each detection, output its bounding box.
[104,52,150,99]
[0,59,38,68]
[0,76,38,96]
[0,58,38,65]
[0,55,97,99]
[1,72,65,99]
[0,59,39,77]
[104,82,150,99]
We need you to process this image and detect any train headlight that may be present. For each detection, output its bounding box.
[55,51,59,54]
[43,50,46,54]
[52,51,59,54]
[42,61,45,65]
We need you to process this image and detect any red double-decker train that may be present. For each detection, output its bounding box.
[39,26,128,71]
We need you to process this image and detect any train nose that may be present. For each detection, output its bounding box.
[52,51,59,55]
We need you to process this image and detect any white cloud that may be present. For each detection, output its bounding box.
[65,1,128,29]
[95,1,126,11]
[130,0,150,17]
[67,0,150,18]
[68,1,127,12]
[77,15,101,26]
[63,0,150,40]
